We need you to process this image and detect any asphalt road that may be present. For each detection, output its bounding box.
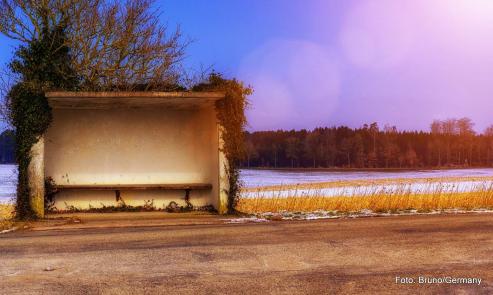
[1,213,493,294]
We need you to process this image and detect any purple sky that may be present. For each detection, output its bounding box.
[1,0,493,132]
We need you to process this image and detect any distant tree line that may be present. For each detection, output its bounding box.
[2,117,492,169]
[244,118,493,169]
[0,129,15,164]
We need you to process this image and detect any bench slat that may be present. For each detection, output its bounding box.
[55,183,212,190]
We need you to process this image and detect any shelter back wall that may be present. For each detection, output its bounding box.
[44,106,220,209]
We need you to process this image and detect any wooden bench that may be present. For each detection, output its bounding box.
[54,183,213,208]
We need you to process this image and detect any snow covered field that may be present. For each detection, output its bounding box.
[240,168,493,188]
[240,168,493,199]
[2,165,493,203]
[0,165,16,204]
[241,179,493,199]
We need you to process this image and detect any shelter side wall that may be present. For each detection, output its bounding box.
[28,136,45,217]
[45,106,220,210]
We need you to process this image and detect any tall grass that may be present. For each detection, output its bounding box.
[237,180,493,214]
[0,204,14,230]
[240,176,493,192]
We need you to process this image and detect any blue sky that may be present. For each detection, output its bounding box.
[2,0,493,132]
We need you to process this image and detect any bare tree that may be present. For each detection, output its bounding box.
[485,125,493,166]
[405,147,418,167]
[369,122,379,151]
[484,125,493,137]
[430,120,442,134]
[285,137,300,168]
[0,0,187,90]
[457,117,475,136]
[429,120,443,166]
[0,66,15,128]
[441,118,458,135]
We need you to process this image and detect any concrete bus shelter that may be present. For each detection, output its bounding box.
[28,92,229,217]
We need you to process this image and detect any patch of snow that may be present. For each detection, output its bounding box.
[0,226,18,234]
[223,217,270,224]
[249,208,493,221]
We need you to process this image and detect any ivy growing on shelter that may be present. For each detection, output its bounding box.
[193,73,252,213]
[7,25,79,219]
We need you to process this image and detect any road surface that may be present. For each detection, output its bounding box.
[1,213,493,294]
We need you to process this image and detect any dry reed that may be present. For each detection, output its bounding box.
[0,204,14,230]
[241,176,493,192]
[237,180,493,214]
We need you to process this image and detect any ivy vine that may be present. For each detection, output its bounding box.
[7,24,250,218]
[193,73,252,213]
[7,25,78,219]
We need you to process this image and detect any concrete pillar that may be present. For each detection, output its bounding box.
[218,125,229,214]
[28,136,45,218]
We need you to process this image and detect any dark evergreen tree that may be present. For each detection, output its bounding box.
[0,129,15,163]
[7,24,79,219]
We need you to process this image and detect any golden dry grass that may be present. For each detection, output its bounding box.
[241,176,493,192]
[238,179,493,214]
[0,204,14,230]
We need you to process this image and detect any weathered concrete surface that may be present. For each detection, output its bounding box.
[28,136,44,218]
[45,91,225,109]
[36,212,226,231]
[44,94,223,211]
[1,213,493,294]
[217,125,229,214]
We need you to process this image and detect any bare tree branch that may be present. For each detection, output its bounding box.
[0,64,17,128]
[0,0,187,91]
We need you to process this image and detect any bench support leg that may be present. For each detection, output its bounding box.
[115,190,121,202]
[184,189,192,209]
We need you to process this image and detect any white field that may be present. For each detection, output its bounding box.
[240,168,493,199]
[0,164,16,204]
[241,180,493,199]
[240,168,493,188]
[2,165,493,203]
